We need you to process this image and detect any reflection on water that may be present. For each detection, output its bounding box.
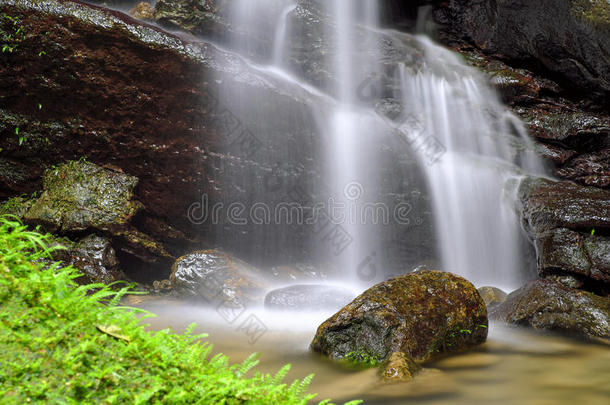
[128,297,610,405]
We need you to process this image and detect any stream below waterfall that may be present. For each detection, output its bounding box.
[129,297,610,405]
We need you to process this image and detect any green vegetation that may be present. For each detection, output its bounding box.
[0,217,357,404]
[572,0,610,27]
[345,350,381,367]
[0,13,24,53]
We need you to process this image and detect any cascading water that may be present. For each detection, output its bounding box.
[220,0,544,291]
[394,36,544,288]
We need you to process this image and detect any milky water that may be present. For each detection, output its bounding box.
[130,296,610,405]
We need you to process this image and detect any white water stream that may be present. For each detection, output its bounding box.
[221,0,544,289]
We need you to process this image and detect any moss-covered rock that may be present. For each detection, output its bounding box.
[129,2,154,20]
[310,270,488,363]
[0,196,34,218]
[170,249,270,307]
[153,0,226,38]
[24,161,142,234]
[477,286,507,310]
[490,278,610,341]
[380,352,421,382]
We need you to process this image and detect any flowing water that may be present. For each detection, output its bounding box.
[130,297,610,405]
[218,0,544,288]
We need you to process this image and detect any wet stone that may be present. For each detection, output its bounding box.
[264,284,355,311]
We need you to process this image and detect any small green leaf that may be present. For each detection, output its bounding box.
[96,324,131,342]
[591,229,596,235]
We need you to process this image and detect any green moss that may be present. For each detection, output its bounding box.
[25,160,143,233]
[0,196,34,218]
[345,350,381,367]
[572,0,610,27]
[0,217,359,404]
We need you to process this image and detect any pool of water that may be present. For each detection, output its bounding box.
[127,296,610,405]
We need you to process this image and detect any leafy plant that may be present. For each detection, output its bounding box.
[345,350,381,367]
[0,217,359,404]
[0,13,25,53]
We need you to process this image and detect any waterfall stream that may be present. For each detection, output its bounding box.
[220,0,544,289]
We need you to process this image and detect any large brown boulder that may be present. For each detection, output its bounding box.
[310,270,488,364]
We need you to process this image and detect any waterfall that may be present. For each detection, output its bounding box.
[221,1,544,289]
[394,37,544,287]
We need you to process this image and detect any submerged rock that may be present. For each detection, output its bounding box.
[269,263,336,283]
[310,270,488,363]
[477,286,507,310]
[170,250,269,307]
[264,284,355,311]
[380,352,421,383]
[490,279,610,341]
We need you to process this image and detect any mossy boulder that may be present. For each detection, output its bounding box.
[490,278,610,341]
[24,161,142,234]
[310,270,488,363]
[477,286,507,310]
[170,250,270,307]
[0,196,35,218]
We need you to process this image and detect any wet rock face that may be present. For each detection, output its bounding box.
[444,0,610,101]
[153,0,224,38]
[311,270,488,363]
[170,250,270,307]
[55,234,124,285]
[490,278,610,341]
[518,177,610,288]
[518,177,610,235]
[264,284,355,311]
[453,42,610,189]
